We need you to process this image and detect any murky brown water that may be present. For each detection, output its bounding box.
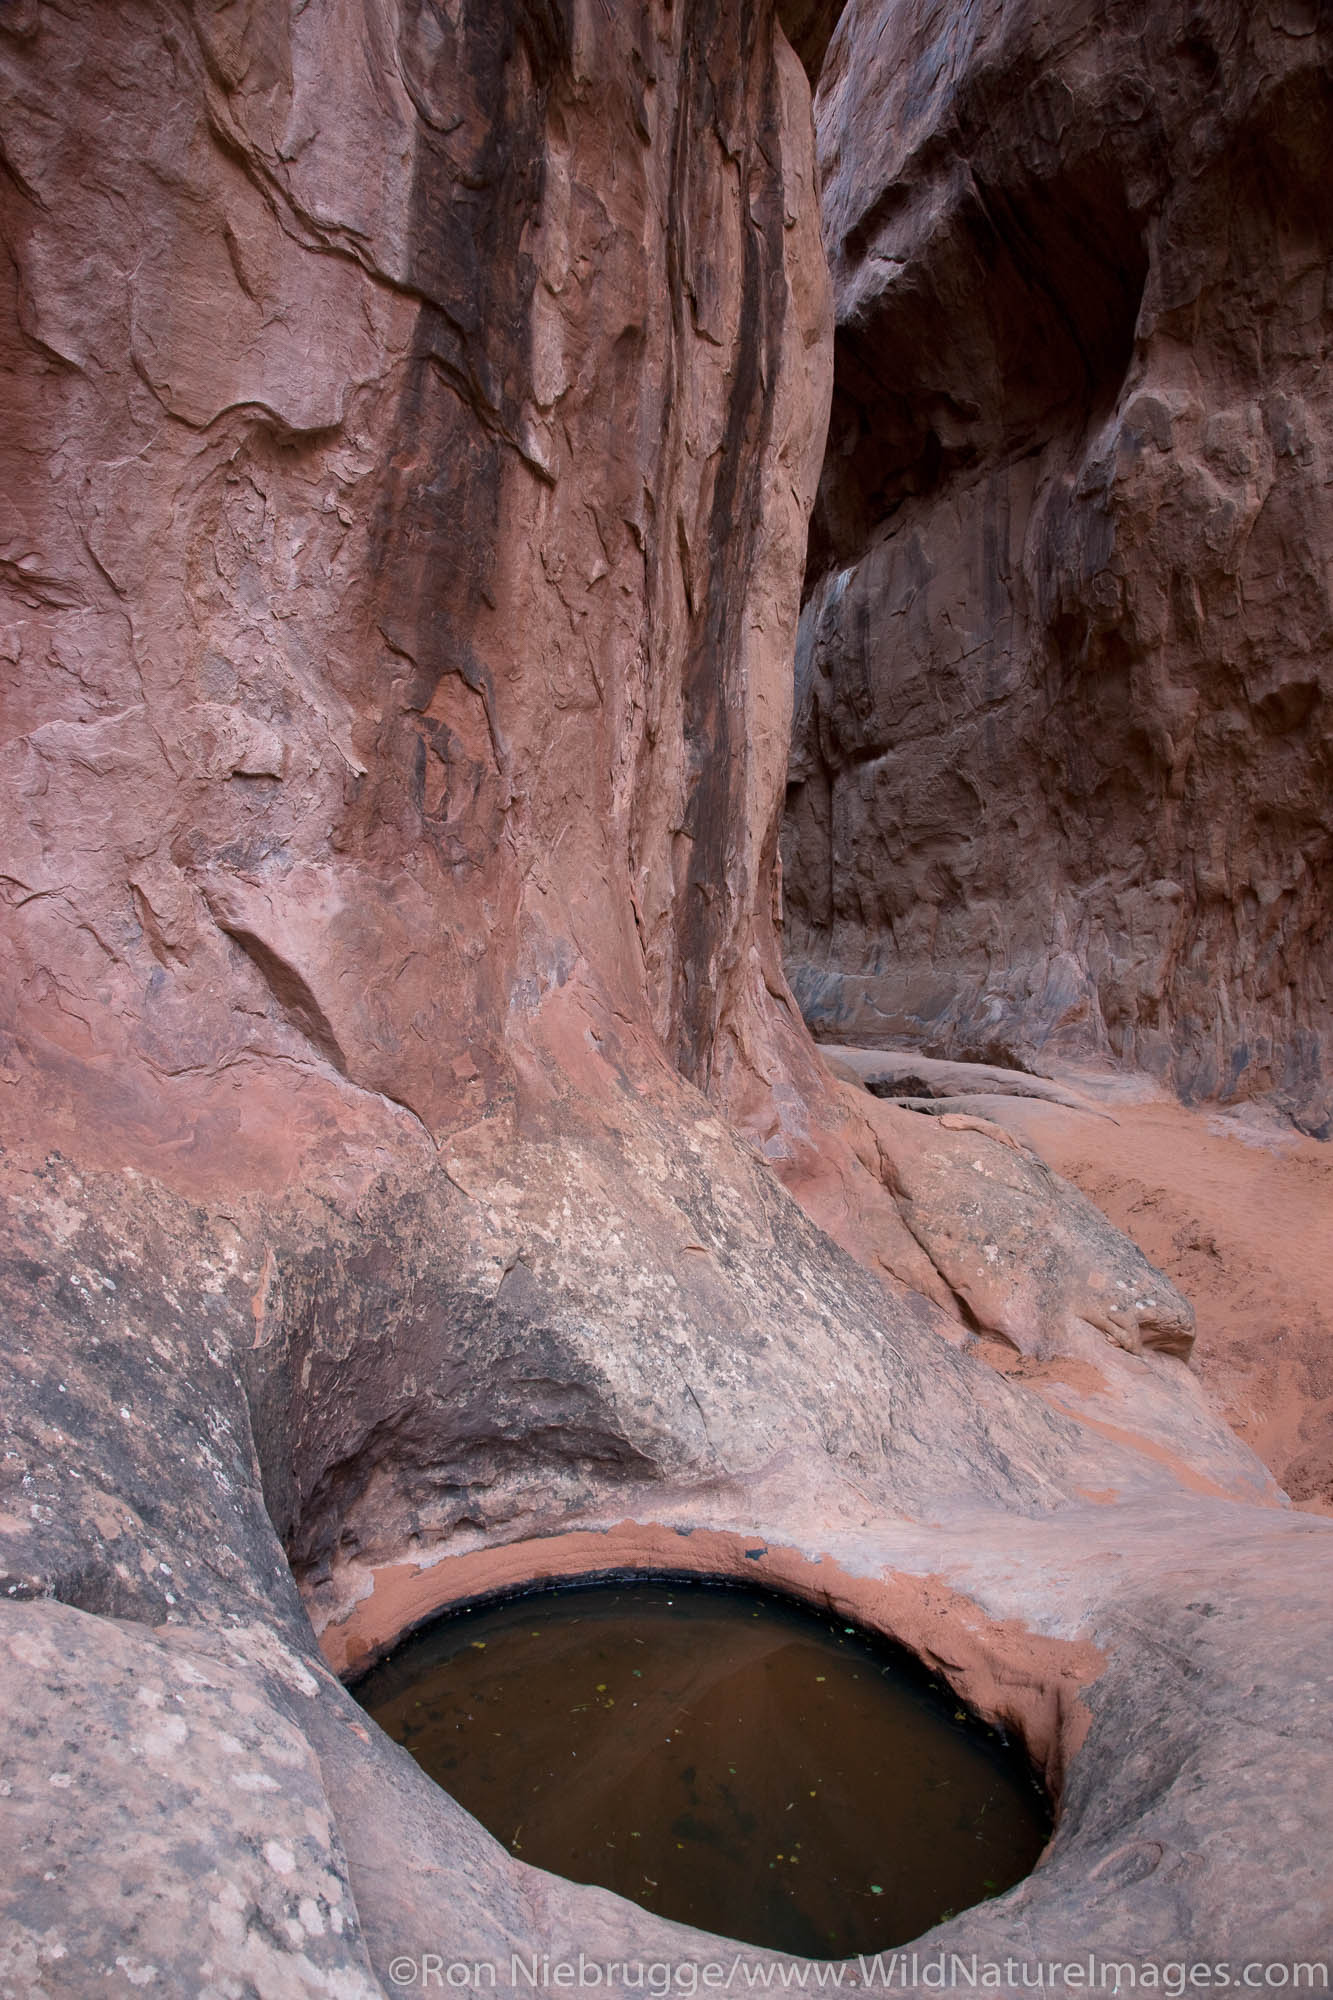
[355,1579,1051,1957]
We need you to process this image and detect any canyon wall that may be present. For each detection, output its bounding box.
[2,0,1239,1595]
[783,0,1333,1134]
[1,0,830,1173]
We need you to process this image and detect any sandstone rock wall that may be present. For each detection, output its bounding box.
[783,0,1333,1134]
[3,7,1329,1992]
[0,0,831,1168]
[0,0,877,1658]
[0,0,1289,1649]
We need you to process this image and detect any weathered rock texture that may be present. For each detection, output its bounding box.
[784,0,1333,1135]
[1,0,831,1158]
[1,3,1330,1994]
[945,1072,1333,1513]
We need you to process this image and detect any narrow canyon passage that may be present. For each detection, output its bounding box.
[776,0,1333,1513]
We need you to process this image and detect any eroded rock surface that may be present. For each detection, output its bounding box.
[784,0,1333,1135]
[1,2,1330,1993]
[940,1072,1333,1513]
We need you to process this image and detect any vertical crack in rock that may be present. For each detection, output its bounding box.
[671,1,787,1088]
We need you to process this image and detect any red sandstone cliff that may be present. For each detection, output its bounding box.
[0,5,1329,1993]
[1,0,829,1168]
[784,0,1333,1136]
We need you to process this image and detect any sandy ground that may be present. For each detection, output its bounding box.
[977,1076,1333,1515]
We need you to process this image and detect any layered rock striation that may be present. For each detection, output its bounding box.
[784,0,1333,1133]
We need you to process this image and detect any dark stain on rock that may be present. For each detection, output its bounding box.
[670,0,789,1087]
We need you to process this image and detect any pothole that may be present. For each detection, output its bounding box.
[352,1575,1052,1957]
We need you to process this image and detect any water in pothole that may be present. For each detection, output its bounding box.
[354,1578,1051,1957]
